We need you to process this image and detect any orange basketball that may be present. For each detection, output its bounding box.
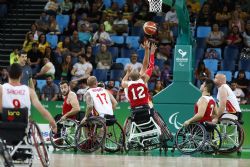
[143,21,157,35]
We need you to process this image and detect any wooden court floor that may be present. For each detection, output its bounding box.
[31,150,250,167]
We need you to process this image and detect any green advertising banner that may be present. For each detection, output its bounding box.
[31,102,250,149]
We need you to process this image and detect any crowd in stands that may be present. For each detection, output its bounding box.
[0,0,250,104]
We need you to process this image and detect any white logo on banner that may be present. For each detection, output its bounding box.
[176,49,188,67]
[169,112,183,129]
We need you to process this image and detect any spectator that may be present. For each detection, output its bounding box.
[43,46,58,66]
[235,3,249,21]
[206,23,225,48]
[85,45,95,67]
[41,75,59,101]
[228,10,245,33]
[38,34,50,55]
[48,15,60,34]
[165,7,178,28]
[124,52,142,72]
[103,16,115,34]
[27,42,42,74]
[35,12,49,33]
[33,78,41,100]
[60,54,72,81]
[87,3,102,24]
[196,3,212,26]
[60,0,73,15]
[70,31,85,65]
[134,4,152,27]
[149,65,161,83]
[226,25,243,49]
[187,0,201,14]
[36,57,56,79]
[106,80,119,97]
[242,20,250,48]
[44,0,58,16]
[113,10,129,35]
[92,23,112,46]
[66,13,78,35]
[116,86,128,102]
[71,54,92,81]
[152,80,164,96]
[160,61,171,87]
[27,23,42,41]
[78,24,92,45]
[234,70,249,95]
[215,5,231,28]
[76,79,88,101]
[77,13,91,32]
[95,44,112,69]
[0,68,8,84]
[56,36,71,56]
[204,48,219,59]
[10,48,19,65]
[18,50,34,88]
[102,2,119,20]
[231,81,246,104]
[22,32,34,53]
[122,3,133,22]
[194,61,211,87]
[74,0,90,17]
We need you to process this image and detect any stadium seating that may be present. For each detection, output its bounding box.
[196,26,211,38]
[234,71,250,80]
[125,36,140,49]
[238,59,250,71]
[221,59,236,71]
[110,69,124,81]
[56,15,70,33]
[46,34,58,49]
[110,35,125,45]
[116,58,130,67]
[92,69,109,81]
[203,59,218,72]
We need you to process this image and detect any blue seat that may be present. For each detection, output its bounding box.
[238,59,250,71]
[46,34,58,49]
[110,35,124,45]
[92,69,108,81]
[233,71,250,79]
[136,49,145,62]
[126,36,140,49]
[56,15,70,33]
[116,58,130,67]
[196,26,211,38]
[113,0,125,8]
[110,70,124,81]
[216,71,232,82]
[92,45,100,56]
[36,80,46,92]
[155,59,165,69]
[108,47,119,62]
[148,82,155,91]
[103,0,111,8]
[223,46,239,61]
[120,48,132,58]
[206,48,222,60]
[195,48,204,67]
[203,59,218,72]
[78,32,92,44]
[221,59,236,71]
[131,27,143,36]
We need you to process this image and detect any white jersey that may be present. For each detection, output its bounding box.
[217,84,241,113]
[2,83,31,115]
[86,87,113,117]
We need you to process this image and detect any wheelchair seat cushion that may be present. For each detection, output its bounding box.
[131,105,153,124]
[104,114,116,126]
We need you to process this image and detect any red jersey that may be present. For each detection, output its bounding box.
[62,94,76,119]
[127,79,149,108]
[194,96,216,123]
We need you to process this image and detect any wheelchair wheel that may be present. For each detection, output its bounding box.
[104,121,125,153]
[218,118,245,154]
[75,117,106,153]
[153,112,173,141]
[0,138,14,167]
[175,123,206,154]
[30,121,49,167]
[50,119,79,149]
[202,127,222,154]
[123,117,132,151]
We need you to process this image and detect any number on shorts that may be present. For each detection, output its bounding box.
[131,86,146,100]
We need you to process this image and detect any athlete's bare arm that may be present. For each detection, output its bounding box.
[0,85,2,112]
[107,91,118,111]
[81,91,94,124]
[121,66,132,88]
[183,97,208,126]
[212,104,219,123]
[217,86,227,118]
[29,78,34,89]
[139,40,150,76]
[61,92,80,120]
[30,88,57,132]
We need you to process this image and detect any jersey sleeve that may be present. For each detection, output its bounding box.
[145,53,155,77]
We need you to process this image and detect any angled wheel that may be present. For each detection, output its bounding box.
[0,138,14,167]
[75,117,106,153]
[104,121,125,153]
[123,117,132,151]
[50,119,79,149]
[202,127,222,154]
[218,118,245,154]
[30,121,49,167]
[175,123,206,154]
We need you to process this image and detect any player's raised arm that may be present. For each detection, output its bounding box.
[143,43,157,83]
[139,40,150,76]
[30,88,57,133]
[121,65,132,88]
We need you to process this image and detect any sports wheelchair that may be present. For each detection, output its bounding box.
[123,105,173,152]
[74,114,125,153]
[0,108,49,167]
[175,122,222,155]
[217,113,245,154]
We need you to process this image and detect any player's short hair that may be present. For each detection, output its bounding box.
[205,79,214,94]
[87,76,97,87]
[129,70,140,81]
[8,63,22,80]
[59,80,69,86]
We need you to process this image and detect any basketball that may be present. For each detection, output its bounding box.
[143,21,157,36]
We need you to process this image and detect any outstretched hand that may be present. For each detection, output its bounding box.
[150,43,157,54]
[127,65,132,73]
[141,40,150,50]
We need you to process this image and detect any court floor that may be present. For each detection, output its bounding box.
[31,149,250,167]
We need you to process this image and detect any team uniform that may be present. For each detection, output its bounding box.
[86,87,113,117]
[194,96,216,123]
[2,83,31,115]
[62,92,77,120]
[217,84,241,114]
